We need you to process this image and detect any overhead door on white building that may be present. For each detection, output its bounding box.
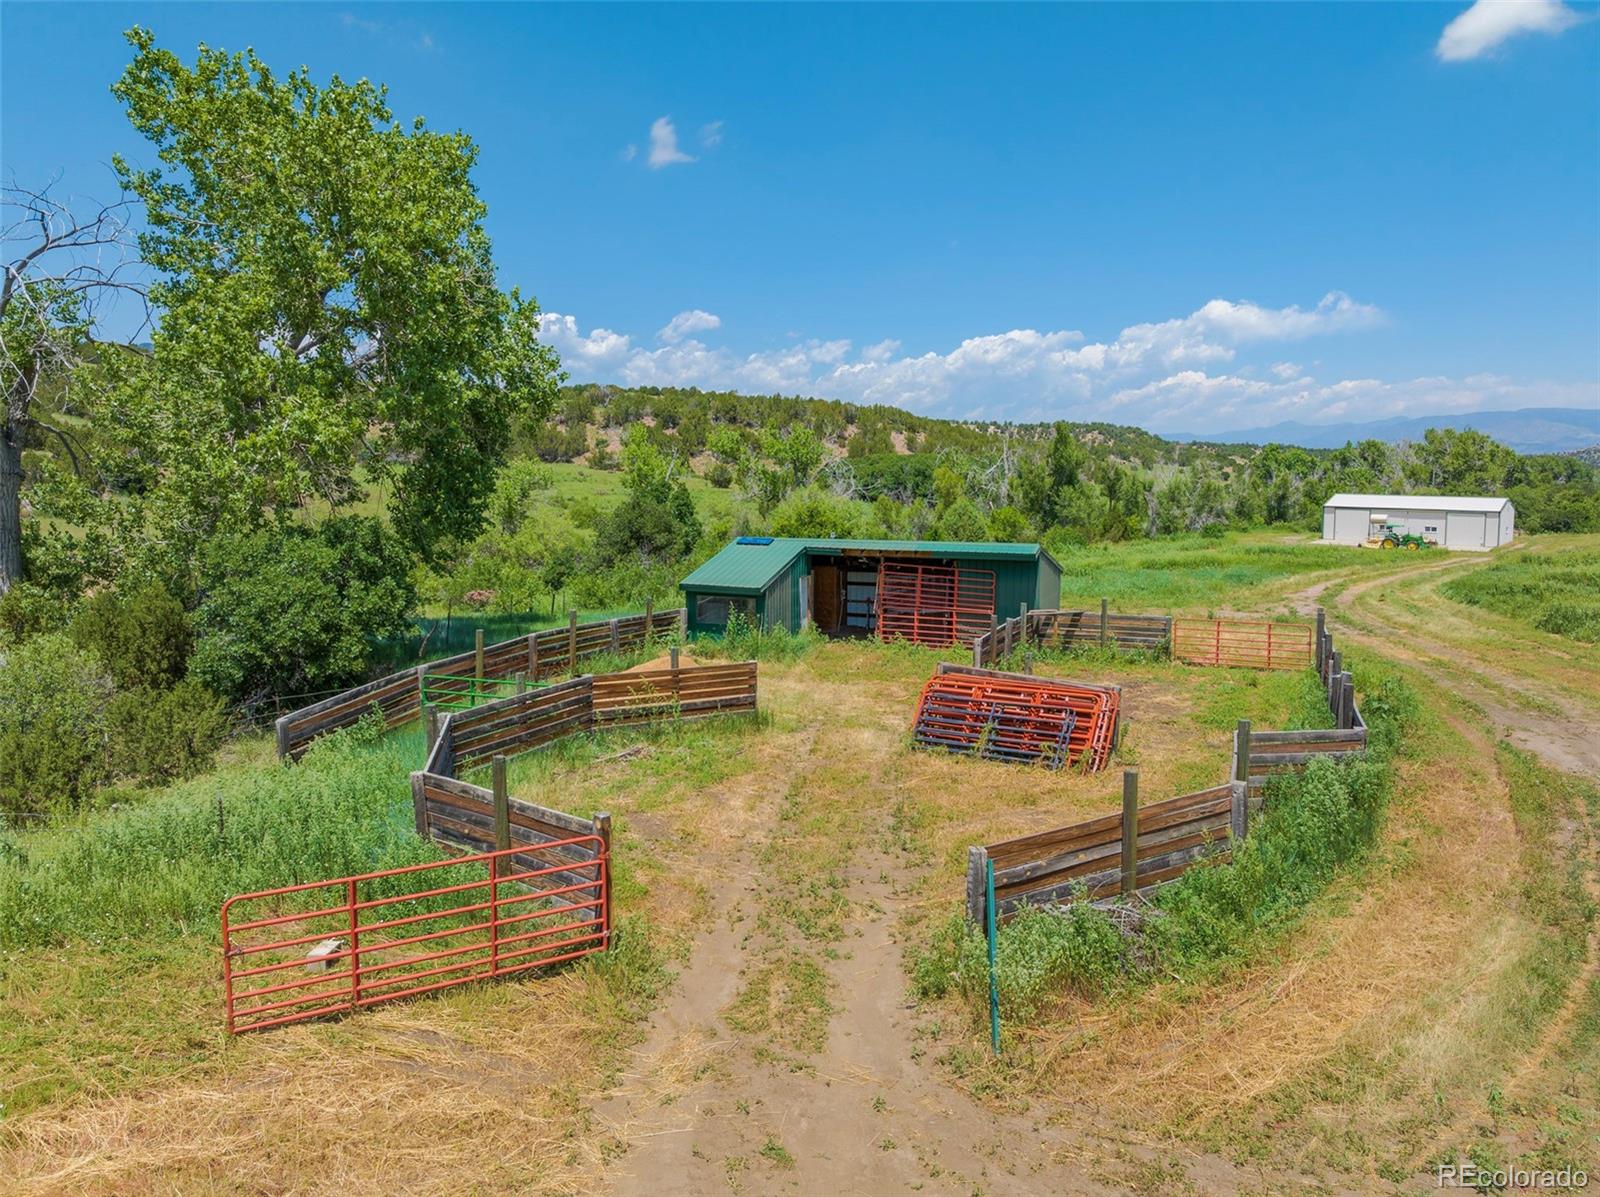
[1333,507,1369,543]
[1445,511,1485,548]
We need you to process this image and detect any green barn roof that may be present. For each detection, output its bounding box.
[680,538,1055,596]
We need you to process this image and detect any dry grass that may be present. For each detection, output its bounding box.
[2,970,633,1196]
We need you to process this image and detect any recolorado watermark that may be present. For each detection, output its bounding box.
[1437,1160,1588,1189]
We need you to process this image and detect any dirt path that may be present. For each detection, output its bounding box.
[1290,555,1600,1173]
[590,683,1380,1196]
[591,703,1116,1196]
[1292,557,1600,777]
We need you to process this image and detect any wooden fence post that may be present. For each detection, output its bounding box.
[474,628,485,682]
[1121,769,1139,895]
[1230,779,1249,843]
[1020,603,1029,647]
[411,772,427,837]
[972,633,984,669]
[515,671,527,695]
[527,633,538,681]
[593,811,614,948]
[424,703,440,757]
[966,845,989,925]
[643,598,654,646]
[492,755,511,872]
[1339,672,1354,730]
[609,617,620,653]
[274,715,291,761]
[1315,607,1326,671]
[1023,649,1033,675]
[1328,649,1342,711]
[568,610,579,671]
[1233,721,1251,816]
[1100,598,1109,647]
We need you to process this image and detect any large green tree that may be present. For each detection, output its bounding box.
[104,28,561,569]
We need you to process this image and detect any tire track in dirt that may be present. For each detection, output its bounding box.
[589,677,1384,1196]
[1294,558,1600,777]
[1292,557,1600,1169]
[591,705,1118,1196]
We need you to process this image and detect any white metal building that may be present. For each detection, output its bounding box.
[1321,493,1515,551]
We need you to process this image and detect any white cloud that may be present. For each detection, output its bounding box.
[620,144,638,162]
[658,309,722,343]
[647,117,695,168]
[536,313,632,369]
[1436,0,1585,61]
[699,120,724,149]
[532,294,1596,431]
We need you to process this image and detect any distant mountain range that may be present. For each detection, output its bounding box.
[1168,407,1599,454]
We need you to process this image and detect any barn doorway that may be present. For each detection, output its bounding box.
[805,555,998,646]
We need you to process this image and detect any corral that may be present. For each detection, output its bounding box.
[4,539,1597,1197]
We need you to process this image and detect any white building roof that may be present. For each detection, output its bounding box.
[1323,493,1511,513]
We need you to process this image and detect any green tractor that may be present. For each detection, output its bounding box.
[1373,522,1430,551]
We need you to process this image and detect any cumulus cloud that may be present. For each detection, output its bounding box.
[647,117,695,168]
[699,120,724,149]
[536,313,632,369]
[532,293,1593,431]
[658,309,722,343]
[1436,0,1585,61]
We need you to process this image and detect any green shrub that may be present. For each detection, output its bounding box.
[106,680,228,784]
[69,581,193,690]
[696,609,823,662]
[913,903,1130,1020]
[1147,670,1418,971]
[190,516,417,702]
[0,581,72,644]
[0,633,111,819]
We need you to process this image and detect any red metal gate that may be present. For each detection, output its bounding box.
[1170,618,1314,670]
[877,562,996,647]
[222,838,609,1034]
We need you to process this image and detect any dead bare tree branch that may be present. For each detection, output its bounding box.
[1,182,149,592]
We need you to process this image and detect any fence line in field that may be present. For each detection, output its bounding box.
[965,606,1366,924]
[275,606,686,760]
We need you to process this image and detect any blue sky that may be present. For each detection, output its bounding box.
[4,1,1597,432]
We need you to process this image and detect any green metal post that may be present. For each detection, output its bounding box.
[986,857,1001,1055]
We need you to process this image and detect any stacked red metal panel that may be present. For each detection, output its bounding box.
[911,670,1119,771]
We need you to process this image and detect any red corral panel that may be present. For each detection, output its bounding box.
[877,562,996,647]
[911,669,1119,771]
[221,839,609,1034]
[1170,618,1314,670]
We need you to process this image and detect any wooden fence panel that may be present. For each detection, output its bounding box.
[972,783,1237,922]
[277,609,686,759]
[1242,726,1368,793]
[412,772,607,899]
[1028,610,1172,652]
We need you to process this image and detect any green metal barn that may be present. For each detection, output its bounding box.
[679,538,1062,645]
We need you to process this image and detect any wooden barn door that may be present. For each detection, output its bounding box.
[812,564,841,632]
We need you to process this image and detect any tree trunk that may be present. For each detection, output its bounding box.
[0,420,22,594]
